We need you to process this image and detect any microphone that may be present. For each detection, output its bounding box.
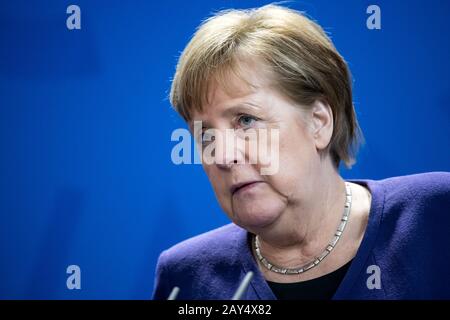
[167,286,180,300]
[231,271,254,300]
[166,271,254,300]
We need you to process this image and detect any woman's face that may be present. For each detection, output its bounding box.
[190,70,332,233]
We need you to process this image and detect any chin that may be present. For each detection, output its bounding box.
[231,196,285,230]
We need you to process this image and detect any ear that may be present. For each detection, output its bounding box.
[310,100,334,151]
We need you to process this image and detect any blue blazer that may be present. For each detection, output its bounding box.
[152,172,450,299]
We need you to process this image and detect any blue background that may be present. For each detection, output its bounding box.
[0,0,449,299]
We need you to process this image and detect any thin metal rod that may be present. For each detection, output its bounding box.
[231,271,254,300]
[167,286,180,300]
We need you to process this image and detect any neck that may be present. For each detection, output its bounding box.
[254,162,347,266]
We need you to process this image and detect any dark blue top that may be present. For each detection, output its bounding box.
[152,172,450,299]
[267,259,353,300]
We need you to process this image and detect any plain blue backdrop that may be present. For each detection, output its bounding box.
[0,0,449,299]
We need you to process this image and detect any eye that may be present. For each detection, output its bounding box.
[237,114,259,128]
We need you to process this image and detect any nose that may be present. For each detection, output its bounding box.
[215,129,245,170]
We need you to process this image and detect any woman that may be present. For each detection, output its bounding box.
[152,5,450,299]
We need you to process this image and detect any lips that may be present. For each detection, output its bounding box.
[230,181,262,195]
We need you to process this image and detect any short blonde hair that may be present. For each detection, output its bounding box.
[170,4,363,169]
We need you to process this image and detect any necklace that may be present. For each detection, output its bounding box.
[253,182,352,275]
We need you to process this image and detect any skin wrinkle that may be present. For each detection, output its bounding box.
[190,63,371,283]
[168,6,369,287]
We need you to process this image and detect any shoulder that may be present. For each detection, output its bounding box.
[152,223,249,299]
[376,171,450,217]
[371,171,450,243]
[157,223,246,272]
[379,171,450,199]
[373,171,449,214]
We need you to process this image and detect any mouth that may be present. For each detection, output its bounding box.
[230,181,263,195]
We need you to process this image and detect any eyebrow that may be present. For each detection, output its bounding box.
[221,102,262,118]
[189,102,262,129]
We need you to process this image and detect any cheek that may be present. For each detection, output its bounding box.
[257,116,313,168]
[204,166,221,193]
[204,166,232,209]
[268,128,316,193]
[281,119,316,162]
[281,135,314,166]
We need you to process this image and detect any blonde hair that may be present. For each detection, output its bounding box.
[170,4,363,169]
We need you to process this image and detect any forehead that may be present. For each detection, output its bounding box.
[190,83,265,126]
[190,61,273,119]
